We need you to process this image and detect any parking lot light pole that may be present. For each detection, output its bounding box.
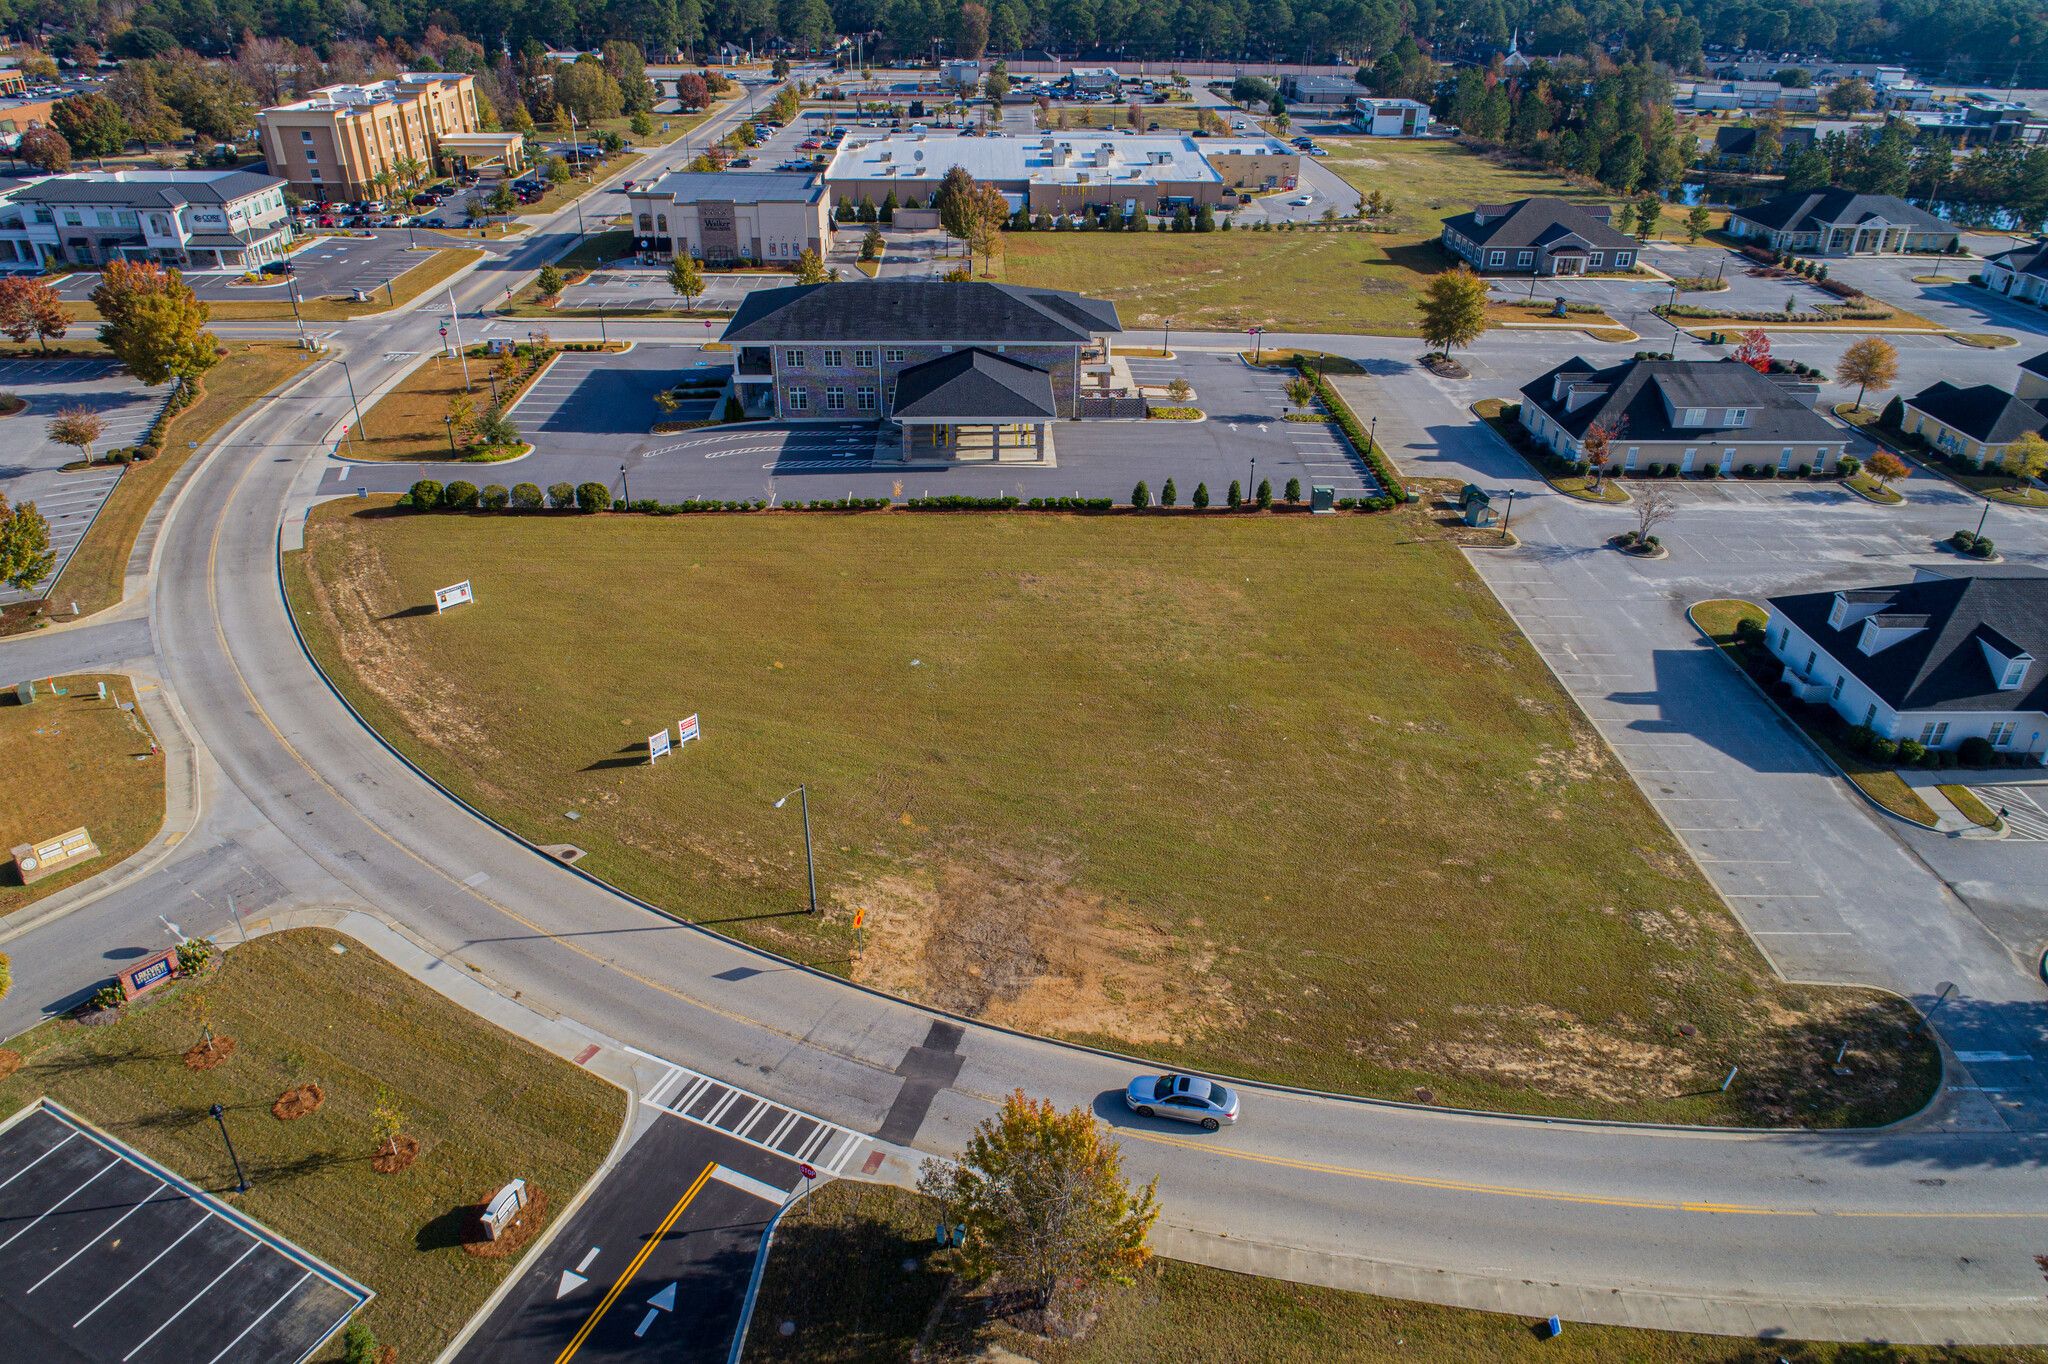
[443,415,456,452]
[336,357,369,437]
[773,785,819,914]
[209,1104,250,1193]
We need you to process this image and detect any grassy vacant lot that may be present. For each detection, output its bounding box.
[756,1180,2046,1364]
[352,349,561,462]
[288,506,1935,1126]
[0,674,162,914]
[1320,138,1621,242]
[1691,600,1939,827]
[26,343,313,625]
[0,927,624,1363]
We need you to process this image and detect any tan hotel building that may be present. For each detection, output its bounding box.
[257,72,524,202]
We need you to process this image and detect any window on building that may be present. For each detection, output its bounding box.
[2005,660,2028,687]
[1487,249,1505,266]
[656,214,667,232]
[300,130,314,143]
[1615,252,1632,267]
[1516,250,1533,267]
[1588,252,1603,267]
[784,349,804,367]
[1818,447,1830,464]
[639,213,653,231]
[1681,408,1705,425]
[94,210,117,227]
[857,385,876,410]
[1805,651,1816,674]
[826,385,845,410]
[855,348,875,367]
[1831,675,1844,699]
[309,170,322,181]
[1864,704,1877,728]
[61,210,81,226]
[823,348,843,367]
[1623,446,1638,469]
[1919,721,1950,747]
[885,348,905,363]
[787,386,808,411]
[1725,408,1746,426]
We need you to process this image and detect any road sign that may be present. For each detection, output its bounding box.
[678,713,700,745]
[648,728,672,762]
[798,1163,816,1180]
[433,579,475,613]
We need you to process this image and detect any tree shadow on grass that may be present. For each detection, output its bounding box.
[248,1147,375,1183]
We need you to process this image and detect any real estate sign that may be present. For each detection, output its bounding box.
[434,580,476,613]
[679,714,700,746]
[649,728,672,763]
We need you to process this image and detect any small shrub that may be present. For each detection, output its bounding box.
[1959,735,1995,766]
[1844,724,1875,755]
[1284,477,1301,502]
[511,482,543,509]
[1919,749,1942,768]
[1741,464,1756,477]
[1950,529,1977,551]
[1192,481,1210,509]
[1255,478,1272,508]
[408,478,443,510]
[1227,479,1242,509]
[1130,479,1151,508]
[341,1321,379,1364]
[1733,617,1765,646]
[175,939,214,973]
[442,480,479,510]
[1938,749,1957,769]
[89,983,125,1011]
[1837,455,1860,478]
[479,483,510,510]
[1972,536,1996,558]
[1160,477,1178,506]
[1869,737,1899,762]
[1797,463,1811,477]
[547,482,575,509]
[1897,739,1927,766]
[575,481,611,512]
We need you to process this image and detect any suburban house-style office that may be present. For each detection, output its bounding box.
[1519,356,1851,473]
[1724,188,1960,255]
[1900,381,2048,467]
[1982,239,2048,304]
[1763,565,2048,758]
[1440,196,1639,275]
[0,169,292,269]
[719,282,1123,448]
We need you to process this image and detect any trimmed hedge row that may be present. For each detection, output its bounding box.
[1296,357,1402,497]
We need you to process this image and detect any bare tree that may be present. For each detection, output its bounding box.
[1633,482,1678,544]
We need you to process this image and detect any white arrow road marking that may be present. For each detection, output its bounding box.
[647,1281,678,1311]
[576,1247,600,1272]
[556,1270,586,1297]
[634,1308,659,1337]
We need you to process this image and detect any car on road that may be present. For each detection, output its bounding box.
[1307,146,1328,156]
[1289,195,1313,206]
[1125,1074,1239,1130]
[621,179,636,191]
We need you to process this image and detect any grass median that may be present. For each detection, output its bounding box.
[0,674,163,915]
[756,1179,2048,1364]
[350,346,568,462]
[285,505,1937,1127]
[18,343,314,628]
[0,926,625,1363]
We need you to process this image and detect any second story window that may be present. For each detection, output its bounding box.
[783,348,804,368]
[855,348,875,366]
[823,348,843,367]
[884,347,904,362]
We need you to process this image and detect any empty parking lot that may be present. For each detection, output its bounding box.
[0,1100,368,1364]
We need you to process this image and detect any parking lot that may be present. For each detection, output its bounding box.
[0,358,171,605]
[46,234,436,303]
[502,342,720,442]
[556,265,795,312]
[0,1100,368,1364]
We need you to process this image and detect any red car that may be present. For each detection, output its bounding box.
[800,138,821,149]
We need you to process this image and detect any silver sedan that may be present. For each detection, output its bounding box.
[1124,1073,1240,1130]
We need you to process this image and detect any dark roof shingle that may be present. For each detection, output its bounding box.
[1729,187,1952,236]
[1440,195,1635,252]
[890,346,1057,419]
[723,282,1120,344]
[1904,381,2048,445]
[1518,355,1840,444]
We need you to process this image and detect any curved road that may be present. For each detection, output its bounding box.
[7,86,2048,1344]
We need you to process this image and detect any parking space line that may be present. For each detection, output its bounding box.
[0,1156,118,1252]
[75,1209,210,1326]
[120,1241,259,1361]
[26,1177,167,1293]
[202,1270,311,1364]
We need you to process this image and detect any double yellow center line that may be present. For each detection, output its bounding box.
[553,1162,716,1363]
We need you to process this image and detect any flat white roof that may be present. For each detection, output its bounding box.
[825,130,1289,187]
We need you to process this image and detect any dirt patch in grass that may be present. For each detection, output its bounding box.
[287,507,1938,1126]
[0,927,624,1363]
[183,1034,236,1068]
[12,343,314,628]
[0,674,163,916]
[758,1179,2040,1364]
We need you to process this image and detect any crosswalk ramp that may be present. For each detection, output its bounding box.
[1973,785,2048,841]
[628,1046,870,1175]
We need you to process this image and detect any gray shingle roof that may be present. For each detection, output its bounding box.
[2022,350,2048,380]
[1770,573,2048,714]
[1904,381,2048,445]
[1440,196,1634,252]
[1519,355,1841,444]
[10,171,282,208]
[1992,241,2048,281]
[724,282,1121,345]
[1729,187,1951,235]
[890,347,1057,419]
[641,170,823,203]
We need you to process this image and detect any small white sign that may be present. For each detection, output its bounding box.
[649,728,672,762]
[678,714,700,745]
[434,580,475,613]
[482,1179,527,1240]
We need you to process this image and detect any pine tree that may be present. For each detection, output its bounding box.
[1192,481,1210,508]
[1160,477,1178,506]
[1284,477,1302,502]
[1130,480,1150,508]
[1227,479,1243,508]
[1256,478,1272,508]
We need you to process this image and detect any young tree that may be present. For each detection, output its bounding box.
[90,263,220,386]
[53,93,130,165]
[666,254,703,307]
[1227,478,1243,508]
[1285,375,1315,411]
[371,1091,408,1159]
[47,405,106,464]
[1999,431,2048,490]
[0,494,56,592]
[536,264,565,301]
[1685,204,1711,242]
[1416,267,1488,357]
[1864,450,1909,491]
[934,164,977,249]
[1835,336,1899,411]
[1159,476,1177,506]
[1633,482,1677,543]
[1192,480,1210,508]
[1167,377,1192,403]
[861,225,884,260]
[0,275,68,351]
[793,247,827,284]
[1581,416,1622,490]
[474,403,520,448]
[1285,476,1302,502]
[1126,102,1142,131]
[963,182,1009,276]
[20,126,70,175]
[1731,328,1773,374]
[1130,479,1150,507]
[919,1091,1157,1322]
[1256,477,1272,508]
[1632,191,1662,240]
[1878,393,1907,430]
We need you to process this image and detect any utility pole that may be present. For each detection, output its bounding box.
[447,287,471,389]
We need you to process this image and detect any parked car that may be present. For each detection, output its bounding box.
[358,198,387,212]
[800,138,821,149]
[1124,1074,1239,1130]
[621,179,636,191]
[411,192,440,206]
[259,260,295,275]
[1307,146,1328,156]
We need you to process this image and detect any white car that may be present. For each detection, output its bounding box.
[1289,195,1314,206]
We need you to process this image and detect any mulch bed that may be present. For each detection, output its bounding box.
[461,1186,550,1258]
[272,1083,325,1121]
[372,1134,421,1174]
[183,1036,236,1069]
[0,1049,20,1079]
[1421,354,1470,379]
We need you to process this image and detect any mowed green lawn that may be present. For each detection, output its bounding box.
[1318,138,1624,241]
[286,506,1933,1125]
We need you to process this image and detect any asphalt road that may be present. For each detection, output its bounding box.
[7,97,2048,1342]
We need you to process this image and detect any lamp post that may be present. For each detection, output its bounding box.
[1500,487,1517,542]
[1975,496,1993,544]
[1248,456,1256,506]
[1668,282,1681,355]
[209,1103,250,1193]
[443,414,457,452]
[773,784,819,914]
[337,357,369,437]
[598,303,608,345]
[620,462,631,505]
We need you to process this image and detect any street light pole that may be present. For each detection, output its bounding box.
[337,357,369,437]
[774,785,819,914]
[620,462,631,505]
[210,1103,250,1193]
[1975,497,1992,543]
